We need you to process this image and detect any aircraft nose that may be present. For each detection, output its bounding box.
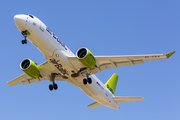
[14,14,27,27]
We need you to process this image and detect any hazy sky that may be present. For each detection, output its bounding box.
[0,0,179,120]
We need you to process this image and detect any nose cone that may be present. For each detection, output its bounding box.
[14,14,27,29]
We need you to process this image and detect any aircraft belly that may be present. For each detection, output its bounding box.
[27,27,83,86]
[27,28,58,57]
[44,49,83,86]
[26,23,83,86]
[79,76,110,104]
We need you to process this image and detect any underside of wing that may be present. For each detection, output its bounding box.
[68,51,175,77]
[7,61,65,86]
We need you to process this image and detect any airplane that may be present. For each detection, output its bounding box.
[7,14,175,110]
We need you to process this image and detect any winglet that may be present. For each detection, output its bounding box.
[166,51,175,58]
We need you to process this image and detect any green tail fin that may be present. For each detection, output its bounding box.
[105,73,119,95]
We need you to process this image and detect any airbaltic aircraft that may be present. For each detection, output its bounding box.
[7,14,175,110]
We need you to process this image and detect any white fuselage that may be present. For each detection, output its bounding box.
[14,14,118,109]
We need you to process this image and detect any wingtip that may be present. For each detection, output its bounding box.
[142,97,145,100]
[166,51,175,58]
[6,82,11,86]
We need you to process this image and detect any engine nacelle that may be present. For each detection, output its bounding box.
[76,47,96,69]
[20,59,40,79]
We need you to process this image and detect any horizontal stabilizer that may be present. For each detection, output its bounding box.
[88,102,103,109]
[114,97,145,103]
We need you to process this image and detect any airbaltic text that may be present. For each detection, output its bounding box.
[46,27,67,50]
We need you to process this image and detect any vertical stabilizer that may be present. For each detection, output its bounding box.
[105,73,119,95]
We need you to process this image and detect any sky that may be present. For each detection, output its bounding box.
[0,0,179,120]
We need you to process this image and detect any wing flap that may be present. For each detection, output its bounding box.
[80,60,144,77]
[114,97,145,103]
[7,74,29,86]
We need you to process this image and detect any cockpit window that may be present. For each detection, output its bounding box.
[28,14,34,18]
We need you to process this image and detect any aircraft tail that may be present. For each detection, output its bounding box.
[88,73,144,109]
[105,73,118,95]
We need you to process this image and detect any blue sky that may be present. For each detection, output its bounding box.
[0,0,179,120]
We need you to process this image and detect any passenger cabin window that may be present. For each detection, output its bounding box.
[28,15,34,18]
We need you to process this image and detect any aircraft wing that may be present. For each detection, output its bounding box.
[68,51,175,77]
[7,61,65,86]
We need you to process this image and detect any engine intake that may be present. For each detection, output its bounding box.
[21,59,31,70]
[20,59,40,79]
[76,47,96,69]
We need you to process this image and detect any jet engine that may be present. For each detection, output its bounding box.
[20,59,40,79]
[76,47,96,69]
